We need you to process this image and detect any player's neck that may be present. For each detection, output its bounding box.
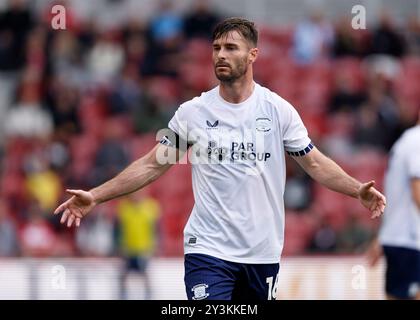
[219,74,255,104]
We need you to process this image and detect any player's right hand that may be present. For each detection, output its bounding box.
[53,189,96,228]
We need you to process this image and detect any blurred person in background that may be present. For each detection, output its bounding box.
[404,17,420,56]
[4,77,53,140]
[54,18,386,300]
[141,0,184,77]
[90,119,130,186]
[47,30,87,89]
[353,73,400,152]
[109,63,144,115]
[0,0,33,132]
[367,108,420,300]
[45,76,81,136]
[292,8,334,64]
[328,72,367,114]
[0,198,19,256]
[183,0,221,40]
[336,212,373,253]
[283,157,313,211]
[308,216,338,253]
[370,9,405,58]
[0,0,33,71]
[75,204,115,257]
[86,30,124,87]
[116,188,160,300]
[24,144,62,212]
[19,200,57,257]
[333,16,368,58]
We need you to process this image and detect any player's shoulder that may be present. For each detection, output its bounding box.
[403,126,420,147]
[257,83,295,112]
[178,86,218,112]
[399,126,420,142]
[406,125,420,137]
[393,125,420,153]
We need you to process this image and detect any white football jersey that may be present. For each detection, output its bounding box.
[379,125,420,251]
[166,82,312,263]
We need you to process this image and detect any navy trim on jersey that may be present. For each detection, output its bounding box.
[286,142,314,157]
[159,128,192,151]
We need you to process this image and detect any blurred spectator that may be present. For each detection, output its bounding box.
[0,143,3,164]
[353,74,400,151]
[0,0,33,134]
[122,22,147,67]
[77,20,99,55]
[116,189,161,300]
[0,71,19,139]
[321,111,356,159]
[86,31,124,86]
[141,0,183,76]
[329,73,367,113]
[25,26,47,74]
[0,198,19,256]
[370,10,405,57]
[363,54,401,80]
[141,38,182,77]
[4,80,53,139]
[284,158,313,211]
[75,205,116,256]
[149,0,183,44]
[90,119,130,185]
[0,0,34,71]
[109,64,143,114]
[19,201,57,257]
[131,80,172,133]
[308,218,338,253]
[23,147,61,212]
[333,17,363,57]
[48,138,70,172]
[45,77,81,136]
[336,213,373,253]
[183,0,220,40]
[292,9,334,64]
[47,30,88,88]
[404,17,420,56]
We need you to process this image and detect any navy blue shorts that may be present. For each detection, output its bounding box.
[383,245,420,299]
[125,256,149,273]
[184,253,280,300]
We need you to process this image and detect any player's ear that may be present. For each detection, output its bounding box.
[249,47,258,64]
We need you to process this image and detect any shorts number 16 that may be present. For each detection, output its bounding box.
[266,274,279,300]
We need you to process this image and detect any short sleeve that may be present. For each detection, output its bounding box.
[161,98,199,151]
[168,103,189,143]
[282,101,312,156]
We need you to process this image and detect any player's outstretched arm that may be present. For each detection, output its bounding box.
[293,147,386,219]
[54,143,182,227]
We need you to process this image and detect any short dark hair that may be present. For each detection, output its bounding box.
[212,17,258,47]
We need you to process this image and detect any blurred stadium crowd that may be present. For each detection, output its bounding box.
[0,0,419,259]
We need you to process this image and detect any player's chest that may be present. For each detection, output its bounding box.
[188,106,279,163]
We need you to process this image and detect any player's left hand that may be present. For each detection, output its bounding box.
[358,180,386,219]
[365,238,383,267]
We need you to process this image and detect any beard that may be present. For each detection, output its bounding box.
[214,57,248,83]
